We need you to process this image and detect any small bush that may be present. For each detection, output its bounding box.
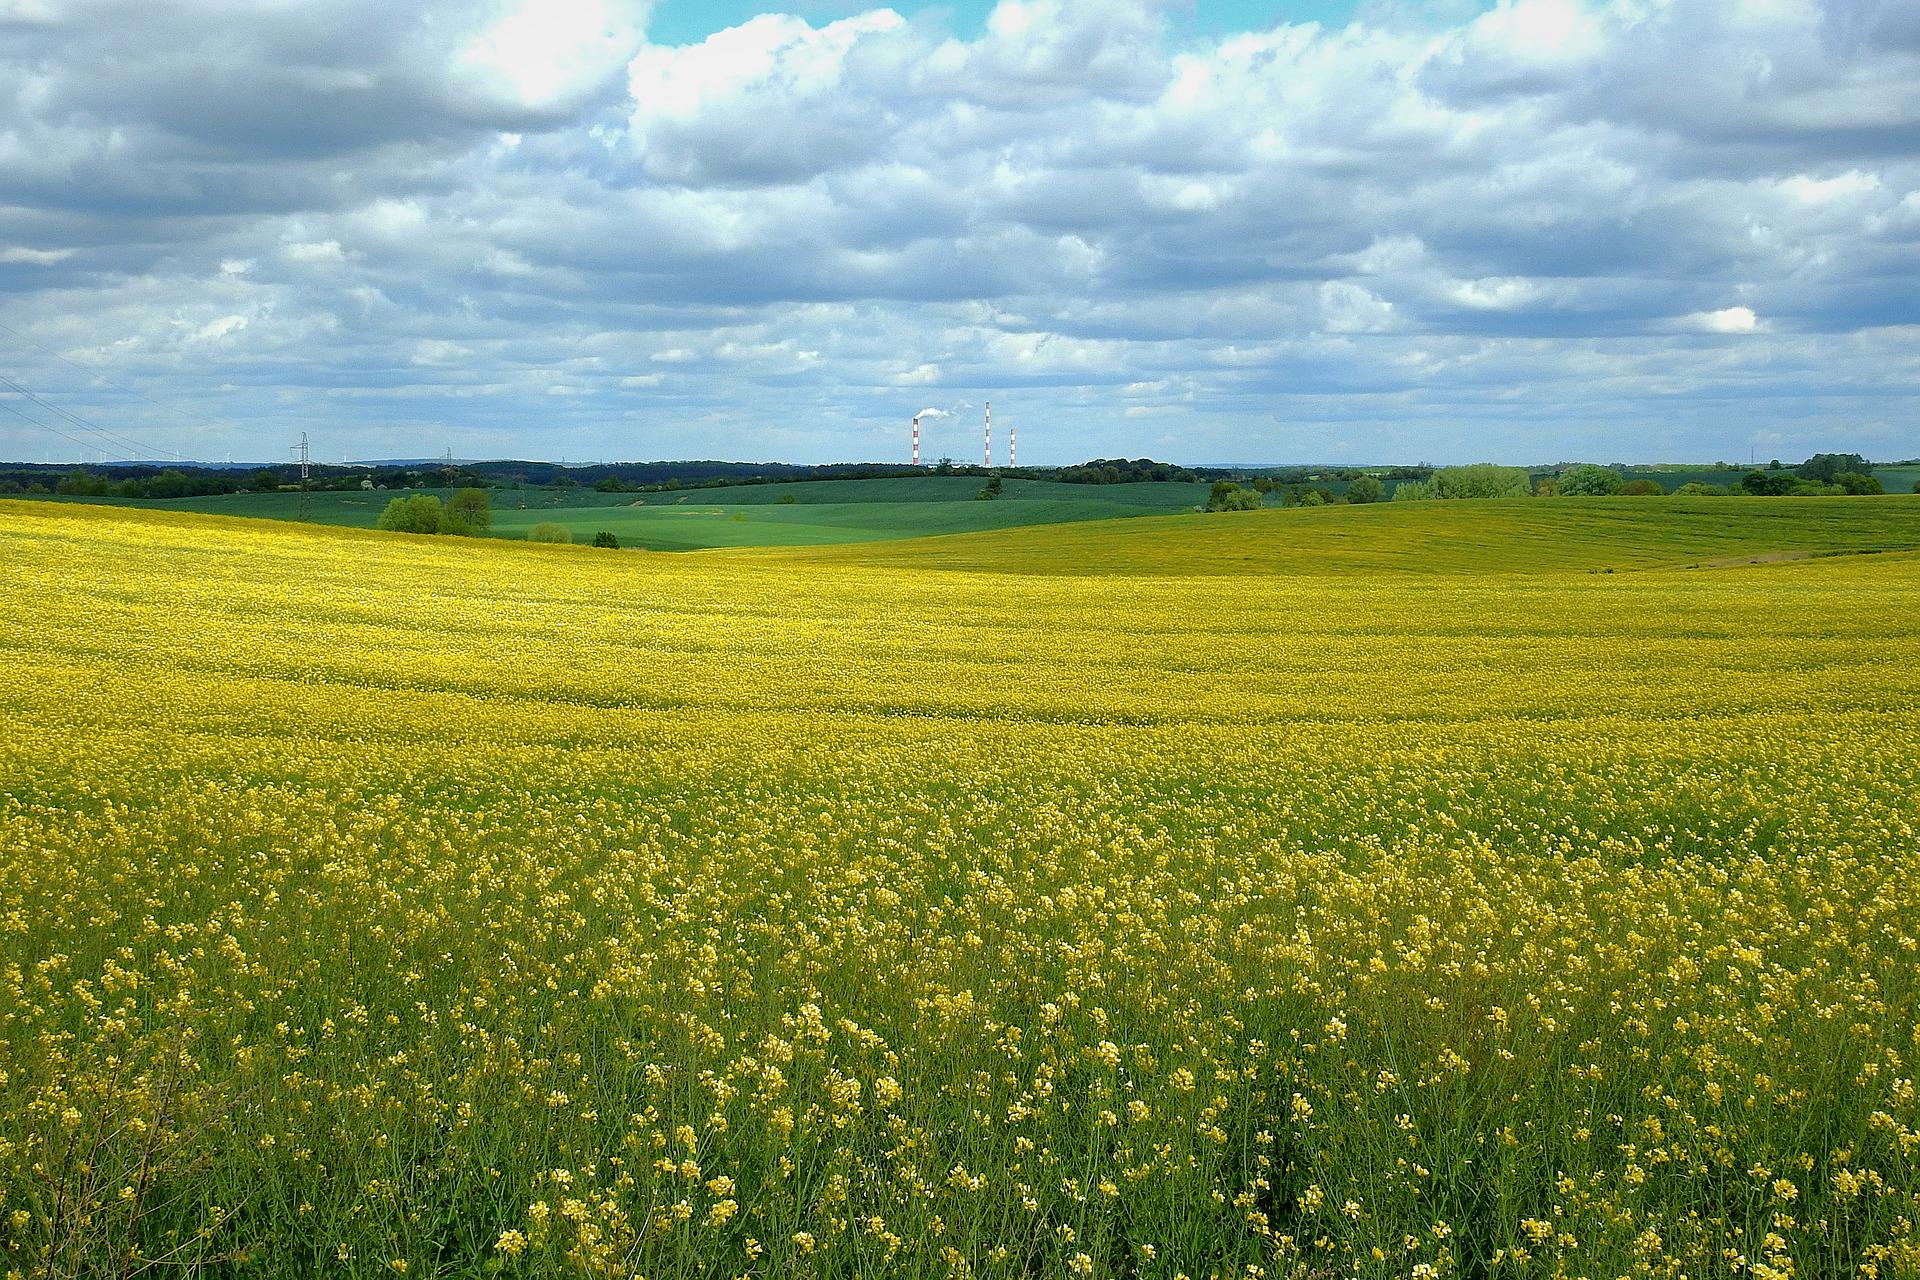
[777,494,799,504]
[592,531,620,548]
[1556,464,1623,497]
[528,522,572,544]
[378,494,443,534]
[1834,472,1884,495]
[1618,479,1666,496]
[1673,482,1728,497]
[1431,464,1531,499]
[1391,480,1433,501]
[1204,481,1262,512]
[1346,474,1384,504]
[446,488,493,531]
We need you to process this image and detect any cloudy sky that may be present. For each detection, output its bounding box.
[1,0,1916,466]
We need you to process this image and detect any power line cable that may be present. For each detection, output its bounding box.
[0,370,174,461]
[0,318,239,443]
[0,395,122,460]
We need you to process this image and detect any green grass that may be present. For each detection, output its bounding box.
[777,494,1920,576]
[10,476,1227,550]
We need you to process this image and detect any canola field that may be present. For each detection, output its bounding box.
[3,499,1920,1280]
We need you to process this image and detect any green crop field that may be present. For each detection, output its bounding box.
[14,476,1228,550]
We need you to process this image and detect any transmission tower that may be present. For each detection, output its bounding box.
[292,431,312,520]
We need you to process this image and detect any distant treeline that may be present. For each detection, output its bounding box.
[0,456,1248,498]
[2,452,1909,503]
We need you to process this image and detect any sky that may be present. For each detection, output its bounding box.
[0,0,1916,467]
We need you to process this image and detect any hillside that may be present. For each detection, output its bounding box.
[4,501,1920,1278]
[20,474,1221,550]
[782,494,1920,576]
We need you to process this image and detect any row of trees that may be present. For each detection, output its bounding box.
[1546,457,1888,498]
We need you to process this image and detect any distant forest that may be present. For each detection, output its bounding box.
[1,453,1911,502]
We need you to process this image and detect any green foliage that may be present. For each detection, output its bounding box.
[1431,464,1532,499]
[1741,471,1802,496]
[592,531,620,548]
[1556,464,1624,497]
[377,494,443,534]
[1799,453,1871,485]
[1295,489,1327,507]
[1673,482,1728,496]
[1205,481,1262,512]
[777,494,799,504]
[528,522,572,544]
[446,487,493,532]
[1345,474,1384,504]
[55,471,112,497]
[1618,479,1666,496]
[976,476,1003,501]
[1391,480,1434,502]
[1834,472,1884,496]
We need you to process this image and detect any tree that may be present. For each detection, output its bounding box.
[377,494,443,533]
[1618,479,1665,496]
[1834,471,1884,495]
[446,487,492,532]
[592,530,620,548]
[1673,482,1727,496]
[1556,464,1623,496]
[528,522,572,544]
[1205,481,1261,512]
[55,470,110,497]
[1430,464,1531,499]
[1740,470,1799,496]
[1392,480,1434,501]
[1346,474,1384,504]
[1798,453,1870,485]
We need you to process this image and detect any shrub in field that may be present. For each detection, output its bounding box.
[1205,481,1261,511]
[1674,482,1728,496]
[1835,472,1885,495]
[377,493,443,533]
[1556,463,1624,496]
[592,530,620,548]
[1391,479,1434,501]
[528,521,572,543]
[1618,478,1666,495]
[1431,463,1531,498]
[1741,470,1801,496]
[447,487,493,531]
[1799,452,1871,484]
[1346,474,1383,504]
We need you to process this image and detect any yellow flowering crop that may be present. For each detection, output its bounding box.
[1,500,1919,1280]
